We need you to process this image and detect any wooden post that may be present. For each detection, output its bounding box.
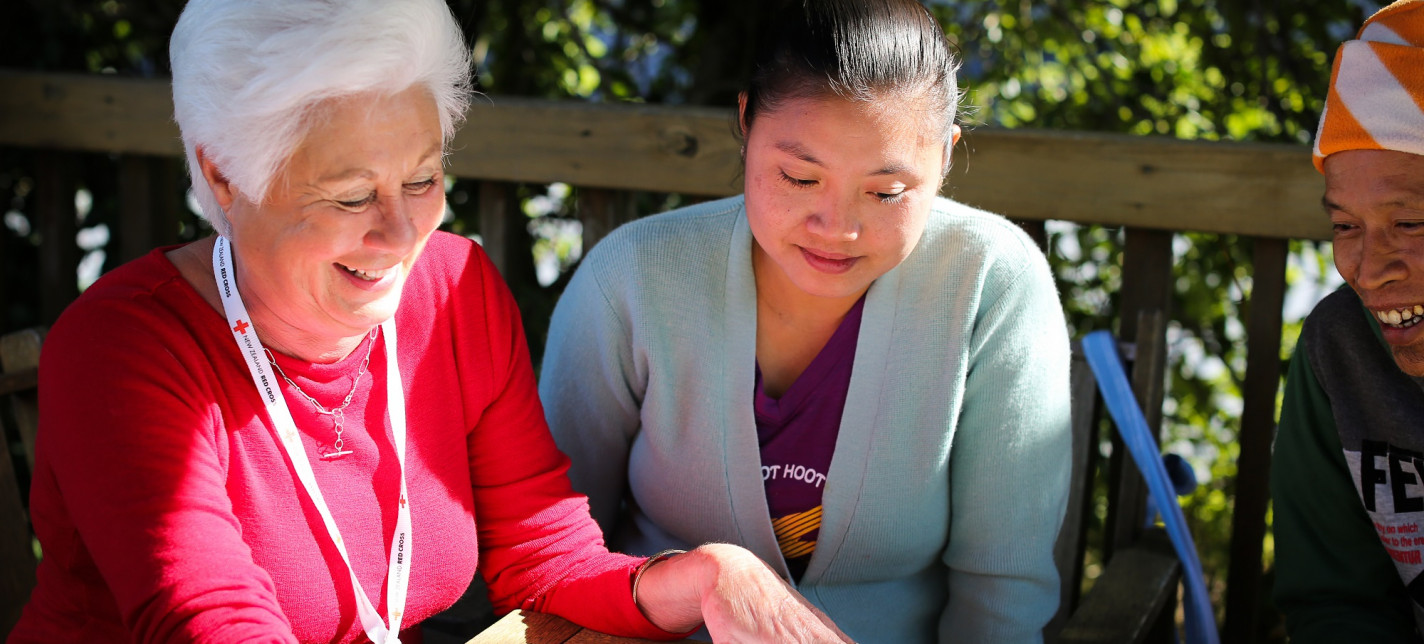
[1012,218,1049,253]
[578,188,637,254]
[34,151,78,325]
[1222,237,1288,644]
[118,155,154,264]
[477,181,514,278]
[1105,228,1174,559]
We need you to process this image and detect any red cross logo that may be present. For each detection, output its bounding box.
[399,495,407,509]
[233,319,250,335]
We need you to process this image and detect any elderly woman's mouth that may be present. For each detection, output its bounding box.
[338,264,396,282]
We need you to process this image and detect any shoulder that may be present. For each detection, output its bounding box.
[919,197,1045,268]
[47,246,200,349]
[409,230,482,284]
[1298,287,1377,368]
[586,195,743,263]
[574,195,744,292]
[401,231,498,309]
[904,197,1055,306]
[1302,287,1369,338]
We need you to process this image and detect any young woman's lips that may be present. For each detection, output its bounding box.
[798,247,859,274]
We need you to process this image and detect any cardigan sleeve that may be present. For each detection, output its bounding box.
[462,246,679,639]
[938,251,1072,643]
[33,294,298,643]
[537,251,644,534]
[1271,335,1420,643]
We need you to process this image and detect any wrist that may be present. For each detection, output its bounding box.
[631,549,687,612]
[633,543,749,633]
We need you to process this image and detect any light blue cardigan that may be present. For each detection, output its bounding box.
[539,195,1071,643]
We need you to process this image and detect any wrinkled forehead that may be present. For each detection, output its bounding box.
[1323,149,1424,206]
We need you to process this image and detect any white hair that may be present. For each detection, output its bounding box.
[170,0,473,236]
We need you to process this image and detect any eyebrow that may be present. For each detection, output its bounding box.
[316,143,443,184]
[1322,193,1424,214]
[774,140,916,178]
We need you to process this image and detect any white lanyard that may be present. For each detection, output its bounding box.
[213,236,411,643]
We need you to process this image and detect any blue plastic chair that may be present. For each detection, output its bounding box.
[1081,330,1220,644]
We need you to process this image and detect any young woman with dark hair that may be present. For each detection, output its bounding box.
[540,1,1072,641]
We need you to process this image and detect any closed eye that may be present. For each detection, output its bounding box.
[778,171,817,189]
[874,190,906,204]
[405,178,438,194]
[336,194,376,210]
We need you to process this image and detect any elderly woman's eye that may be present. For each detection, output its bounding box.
[336,194,375,209]
[405,178,437,193]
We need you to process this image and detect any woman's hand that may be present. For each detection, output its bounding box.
[634,543,852,643]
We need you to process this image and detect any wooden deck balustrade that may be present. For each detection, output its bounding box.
[0,69,1330,643]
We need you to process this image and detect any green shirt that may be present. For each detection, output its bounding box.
[1273,287,1424,642]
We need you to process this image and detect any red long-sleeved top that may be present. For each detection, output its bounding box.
[9,232,672,643]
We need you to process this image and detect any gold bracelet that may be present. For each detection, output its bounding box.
[631,548,688,611]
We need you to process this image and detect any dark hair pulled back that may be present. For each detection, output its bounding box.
[742,0,961,149]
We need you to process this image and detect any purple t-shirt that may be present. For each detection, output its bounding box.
[754,295,865,580]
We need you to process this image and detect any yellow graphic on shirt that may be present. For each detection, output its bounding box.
[772,505,822,560]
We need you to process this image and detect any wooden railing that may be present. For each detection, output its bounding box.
[0,69,1328,644]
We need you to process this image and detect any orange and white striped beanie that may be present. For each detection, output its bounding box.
[1313,0,1424,172]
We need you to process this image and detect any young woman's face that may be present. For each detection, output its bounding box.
[741,94,953,304]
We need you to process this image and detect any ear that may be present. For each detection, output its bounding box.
[941,124,964,177]
[737,92,750,139]
[195,145,238,212]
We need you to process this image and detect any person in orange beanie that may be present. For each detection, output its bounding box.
[1273,1,1424,641]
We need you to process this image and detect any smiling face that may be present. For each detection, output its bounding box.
[212,85,445,358]
[1325,149,1424,376]
[741,94,952,312]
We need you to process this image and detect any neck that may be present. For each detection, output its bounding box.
[166,235,371,365]
[237,283,369,365]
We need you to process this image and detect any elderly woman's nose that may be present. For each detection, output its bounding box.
[367,195,420,251]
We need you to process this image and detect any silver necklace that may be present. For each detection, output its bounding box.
[264,328,379,459]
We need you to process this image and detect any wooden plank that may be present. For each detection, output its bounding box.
[467,610,583,644]
[0,368,37,398]
[0,71,1330,240]
[1221,237,1288,644]
[1057,531,1182,644]
[565,629,688,644]
[452,97,742,199]
[0,71,181,157]
[1047,347,1102,641]
[947,129,1326,240]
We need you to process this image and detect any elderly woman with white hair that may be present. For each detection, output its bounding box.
[6,1,848,643]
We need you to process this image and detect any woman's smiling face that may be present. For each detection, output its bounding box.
[215,85,446,354]
[741,94,952,305]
